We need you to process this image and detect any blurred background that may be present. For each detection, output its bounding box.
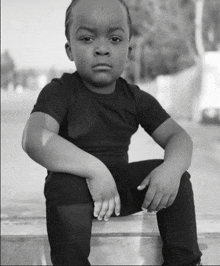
[1,0,220,219]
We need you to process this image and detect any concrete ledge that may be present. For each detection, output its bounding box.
[1,213,220,265]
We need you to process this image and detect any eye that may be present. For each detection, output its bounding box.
[110,36,122,43]
[80,36,94,43]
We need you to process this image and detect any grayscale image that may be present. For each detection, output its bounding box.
[1,0,220,265]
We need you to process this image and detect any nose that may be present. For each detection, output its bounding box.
[94,41,110,56]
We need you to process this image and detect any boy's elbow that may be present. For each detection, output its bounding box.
[22,135,33,156]
[21,126,36,155]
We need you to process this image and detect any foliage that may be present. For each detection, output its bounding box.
[1,51,62,90]
[1,50,16,89]
[124,0,220,82]
[15,68,39,89]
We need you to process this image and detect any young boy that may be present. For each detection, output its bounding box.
[22,0,202,265]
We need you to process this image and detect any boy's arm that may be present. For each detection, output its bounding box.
[138,117,193,212]
[22,112,120,220]
[152,117,193,173]
[22,112,102,177]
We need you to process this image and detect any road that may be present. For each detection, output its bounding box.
[1,91,220,218]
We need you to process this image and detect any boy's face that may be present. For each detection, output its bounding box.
[65,0,131,91]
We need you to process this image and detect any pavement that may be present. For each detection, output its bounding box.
[2,213,220,265]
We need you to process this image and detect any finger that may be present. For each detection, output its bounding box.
[104,198,115,221]
[94,201,103,217]
[98,201,109,220]
[114,194,121,216]
[142,186,156,210]
[166,195,176,208]
[137,176,150,191]
[156,195,170,212]
[148,193,163,212]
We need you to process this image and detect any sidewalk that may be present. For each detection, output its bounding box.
[2,213,220,265]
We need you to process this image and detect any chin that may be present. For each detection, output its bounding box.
[85,74,118,88]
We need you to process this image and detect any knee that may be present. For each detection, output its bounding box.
[177,171,194,198]
[45,173,93,205]
[182,171,191,180]
[180,171,192,188]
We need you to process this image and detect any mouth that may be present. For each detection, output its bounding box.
[92,64,112,70]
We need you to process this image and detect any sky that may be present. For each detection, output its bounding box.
[1,0,76,70]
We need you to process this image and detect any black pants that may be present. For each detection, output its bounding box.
[45,160,202,266]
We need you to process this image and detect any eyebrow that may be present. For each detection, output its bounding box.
[76,26,125,35]
[76,26,96,34]
[108,27,125,34]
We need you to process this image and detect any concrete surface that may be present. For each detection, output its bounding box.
[1,213,220,265]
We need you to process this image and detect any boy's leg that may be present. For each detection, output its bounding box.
[113,160,202,266]
[46,203,93,266]
[45,173,94,266]
[156,172,202,266]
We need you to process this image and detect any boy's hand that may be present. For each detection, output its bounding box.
[86,166,120,221]
[137,163,182,212]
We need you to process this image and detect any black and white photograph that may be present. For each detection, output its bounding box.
[1,0,220,265]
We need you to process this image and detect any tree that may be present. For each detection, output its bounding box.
[124,0,198,82]
[124,0,218,82]
[15,68,39,90]
[1,50,16,89]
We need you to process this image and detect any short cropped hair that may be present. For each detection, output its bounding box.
[65,0,132,42]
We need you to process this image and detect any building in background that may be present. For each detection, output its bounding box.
[139,51,220,123]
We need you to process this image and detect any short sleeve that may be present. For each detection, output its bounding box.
[134,86,170,135]
[31,78,70,125]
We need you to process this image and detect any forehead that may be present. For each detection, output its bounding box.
[70,0,129,33]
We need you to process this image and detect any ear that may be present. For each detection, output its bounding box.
[65,42,74,61]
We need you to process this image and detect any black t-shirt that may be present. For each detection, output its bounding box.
[32,71,170,167]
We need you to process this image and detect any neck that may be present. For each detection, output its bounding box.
[82,81,116,94]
